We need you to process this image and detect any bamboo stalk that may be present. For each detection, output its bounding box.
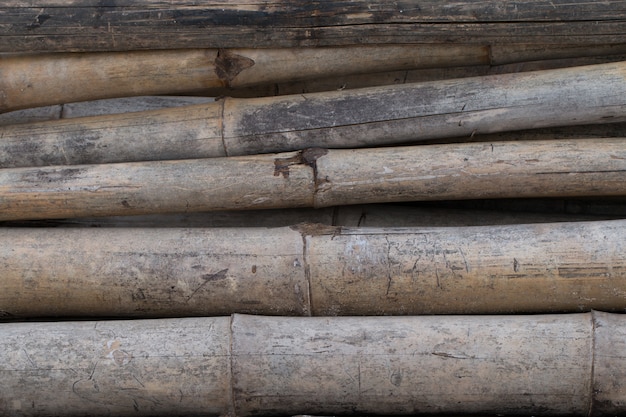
[3,44,626,113]
[1,220,625,318]
[3,60,626,167]
[1,139,625,221]
[1,312,625,416]
[3,51,626,126]
[0,45,492,113]
[1,1,625,51]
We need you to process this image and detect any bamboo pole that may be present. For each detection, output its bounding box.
[1,312,625,416]
[0,139,625,221]
[3,60,626,167]
[1,1,625,51]
[3,51,626,126]
[1,220,625,318]
[3,44,626,113]
[0,45,492,113]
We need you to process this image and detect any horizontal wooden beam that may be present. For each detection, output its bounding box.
[1,1,626,51]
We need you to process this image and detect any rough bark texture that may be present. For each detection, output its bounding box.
[1,220,625,318]
[2,312,626,416]
[0,1,625,51]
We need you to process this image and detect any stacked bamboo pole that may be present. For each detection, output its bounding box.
[2,1,626,416]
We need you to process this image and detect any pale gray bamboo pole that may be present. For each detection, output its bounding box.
[1,220,625,318]
[0,139,625,221]
[2,61,626,167]
[0,317,233,416]
[1,312,626,416]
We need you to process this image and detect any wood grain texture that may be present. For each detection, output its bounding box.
[3,61,626,167]
[0,139,625,220]
[0,1,625,51]
[1,220,625,318]
[2,312,626,416]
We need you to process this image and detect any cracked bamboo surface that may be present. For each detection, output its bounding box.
[2,60,626,167]
[0,139,625,221]
[1,312,625,416]
[1,1,625,51]
[1,220,625,318]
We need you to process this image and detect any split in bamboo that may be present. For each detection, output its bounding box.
[1,219,625,318]
[3,60,626,167]
[1,139,625,221]
[1,312,625,416]
[1,1,625,51]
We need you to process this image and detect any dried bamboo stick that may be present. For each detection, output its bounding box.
[1,220,625,318]
[0,45,491,113]
[3,60,626,167]
[3,51,626,127]
[1,1,625,51]
[1,312,625,416]
[1,139,625,221]
[3,44,626,113]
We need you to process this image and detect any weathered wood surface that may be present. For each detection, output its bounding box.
[0,96,214,126]
[0,139,624,221]
[0,45,491,113]
[1,1,625,52]
[1,312,625,416]
[1,220,625,318]
[3,50,626,125]
[3,61,626,167]
[4,44,626,113]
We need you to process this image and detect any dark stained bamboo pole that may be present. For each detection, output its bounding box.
[0,139,625,221]
[0,45,492,113]
[1,1,625,51]
[3,60,626,168]
[1,312,625,416]
[1,219,625,318]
